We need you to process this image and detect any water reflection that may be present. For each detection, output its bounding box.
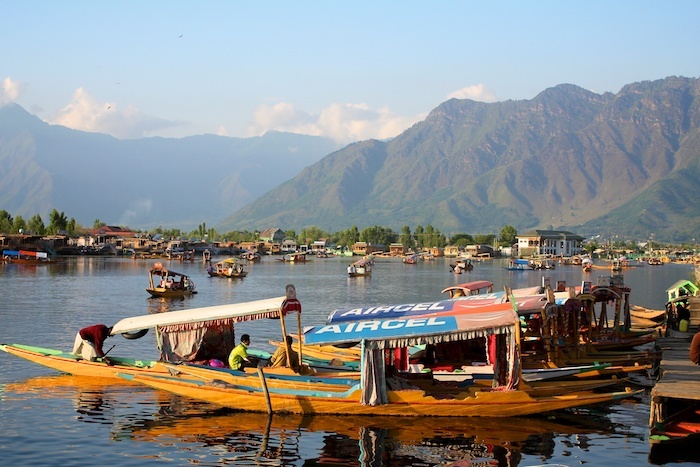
[3,373,644,466]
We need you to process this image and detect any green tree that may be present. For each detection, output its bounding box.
[0,210,12,233]
[500,225,518,245]
[473,234,495,245]
[333,226,360,249]
[399,225,415,250]
[414,225,424,248]
[93,219,106,229]
[449,233,474,246]
[66,218,77,235]
[298,226,327,245]
[12,215,27,233]
[48,209,68,234]
[285,229,297,240]
[359,225,396,246]
[27,214,45,235]
[421,224,447,248]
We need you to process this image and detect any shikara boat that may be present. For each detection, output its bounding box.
[121,299,642,417]
[240,250,262,261]
[649,402,700,464]
[449,259,474,273]
[146,262,197,298]
[582,258,593,272]
[207,258,248,278]
[278,252,308,263]
[2,249,51,264]
[348,257,372,277]
[0,294,294,380]
[504,258,531,271]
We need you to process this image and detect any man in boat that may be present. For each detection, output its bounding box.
[268,335,300,372]
[677,301,691,330]
[228,334,257,370]
[72,324,113,365]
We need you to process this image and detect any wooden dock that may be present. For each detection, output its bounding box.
[649,329,700,426]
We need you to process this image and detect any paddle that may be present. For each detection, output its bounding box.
[101,345,115,365]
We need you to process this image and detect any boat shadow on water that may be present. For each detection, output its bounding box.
[4,373,639,467]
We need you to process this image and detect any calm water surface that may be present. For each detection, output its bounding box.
[0,256,696,466]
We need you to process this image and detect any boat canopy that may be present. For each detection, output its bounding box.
[306,301,518,350]
[3,250,48,258]
[666,279,700,301]
[149,262,190,278]
[111,296,291,335]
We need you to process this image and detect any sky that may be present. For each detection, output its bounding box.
[2,1,699,145]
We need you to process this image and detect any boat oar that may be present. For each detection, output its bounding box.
[101,345,116,365]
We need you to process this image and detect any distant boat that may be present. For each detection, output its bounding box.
[279,252,308,263]
[348,257,372,277]
[2,249,51,264]
[505,259,530,271]
[146,262,197,298]
[207,258,248,278]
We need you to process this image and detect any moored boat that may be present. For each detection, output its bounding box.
[0,294,292,380]
[2,249,52,264]
[121,297,642,417]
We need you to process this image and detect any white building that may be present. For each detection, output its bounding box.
[516,229,585,257]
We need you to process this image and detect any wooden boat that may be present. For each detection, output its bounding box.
[582,257,593,272]
[2,249,51,264]
[650,402,700,443]
[240,250,261,261]
[146,262,197,297]
[529,258,556,270]
[207,258,248,278]
[441,280,495,298]
[402,253,418,264]
[449,259,474,273]
[121,299,643,417]
[504,258,531,271]
[0,294,291,379]
[649,403,700,464]
[347,257,372,277]
[278,252,308,263]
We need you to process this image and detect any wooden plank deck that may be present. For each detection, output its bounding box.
[649,330,700,426]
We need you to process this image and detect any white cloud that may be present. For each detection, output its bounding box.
[1,77,22,104]
[247,101,425,144]
[118,198,153,226]
[447,83,498,102]
[49,88,182,139]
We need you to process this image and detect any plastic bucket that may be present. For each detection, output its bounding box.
[680,319,689,332]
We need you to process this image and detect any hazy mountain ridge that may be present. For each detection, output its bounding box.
[0,103,340,229]
[219,76,700,241]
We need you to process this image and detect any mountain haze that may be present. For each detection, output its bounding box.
[219,76,700,242]
[0,104,340,230]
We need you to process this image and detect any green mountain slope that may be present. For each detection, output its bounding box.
[219,77,700,242]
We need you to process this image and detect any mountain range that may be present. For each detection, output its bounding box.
[0,104,339,230]
[2,75,699,242]
[219,76,700,242]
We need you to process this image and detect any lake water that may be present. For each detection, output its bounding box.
[0,256,696,466]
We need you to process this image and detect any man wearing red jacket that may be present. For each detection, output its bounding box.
[72,324,113,364]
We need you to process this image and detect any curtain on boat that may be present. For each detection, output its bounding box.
[360,347,388,406]
[157,319,235,362]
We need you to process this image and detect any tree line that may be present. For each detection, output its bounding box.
[0,210,523,249]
